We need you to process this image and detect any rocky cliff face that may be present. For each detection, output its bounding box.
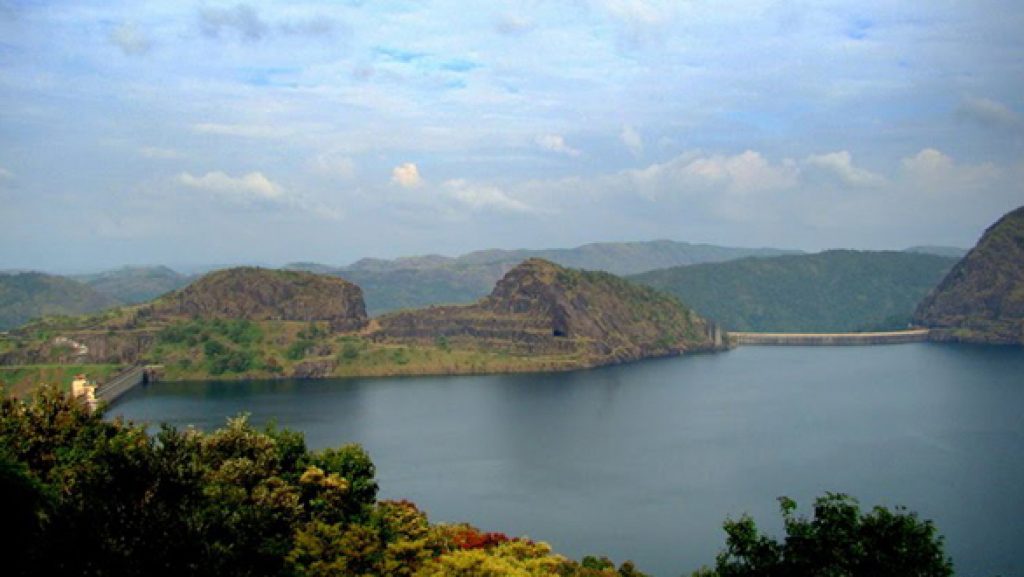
[914,205,1024,344]
[148,267,368,332]
[375,258,723,366]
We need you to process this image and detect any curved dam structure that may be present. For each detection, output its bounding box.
[730,329,931,346]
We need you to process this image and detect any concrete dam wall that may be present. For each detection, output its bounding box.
[730,329,931,346]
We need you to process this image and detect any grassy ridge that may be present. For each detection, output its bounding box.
[0,363,123,398]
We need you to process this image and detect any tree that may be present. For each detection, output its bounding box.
[699,493,954,577]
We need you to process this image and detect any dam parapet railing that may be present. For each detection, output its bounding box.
[730,329,930,346]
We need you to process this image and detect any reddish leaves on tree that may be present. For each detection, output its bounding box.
[450,526,513,550]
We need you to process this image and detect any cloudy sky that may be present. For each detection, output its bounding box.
[1,1,1022,272]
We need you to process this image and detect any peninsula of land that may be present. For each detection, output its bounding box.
[0,259,724,392]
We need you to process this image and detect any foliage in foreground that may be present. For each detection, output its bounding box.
[693,494,954,577]
[0,385,644,577]
[0,386,955,577]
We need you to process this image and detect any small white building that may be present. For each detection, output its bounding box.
[70,374,98,412]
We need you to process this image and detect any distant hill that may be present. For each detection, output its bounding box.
[630,250,958,332]
[914,206,1024,344]
[73,266,191,304]
[289,240,801,315]
[904,245,969,258]
[0,272,121,330]
[343,240,802,275]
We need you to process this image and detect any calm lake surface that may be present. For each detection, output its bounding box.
[112,343,1024,577]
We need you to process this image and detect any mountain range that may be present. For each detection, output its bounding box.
[289,240,801,315]
[0,241,970,332]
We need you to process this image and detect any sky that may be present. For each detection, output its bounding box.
[1,0,1023,272]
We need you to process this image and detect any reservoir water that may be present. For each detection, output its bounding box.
[111,343,1024,577]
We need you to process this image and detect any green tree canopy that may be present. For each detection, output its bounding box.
[698,493,954,577]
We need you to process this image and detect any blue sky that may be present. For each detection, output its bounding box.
[1,0,1022,272]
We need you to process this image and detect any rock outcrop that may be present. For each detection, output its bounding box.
[375,258,723,366]
[148,267,368,332]
[914,205,1024,344]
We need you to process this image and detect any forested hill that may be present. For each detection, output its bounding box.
[914,205,1024,344]
[72,265,191,304]
[0,272,121,330]
[290,240,800,315]
[630,250,958,333]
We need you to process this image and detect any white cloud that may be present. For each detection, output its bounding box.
[598,0,675,46]
[391,163,423,188]
[311,153,356,179]
[0,167,12,180]
[620,124,643,156]
[901,148,999,190]
[956,97,1022,129]
[199,4,268,41]
[496,14,533,35]
[109,23,151,56]
[804,151,884,187]
[674,150,799,195]
[279,18,337,37]
[901,148,955,177]
[536,134,582,157]
[192,123,290,139]
[178,171,284,201]
[600,0,674,26]
[443,179,533,213]
[140,146,181,159]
